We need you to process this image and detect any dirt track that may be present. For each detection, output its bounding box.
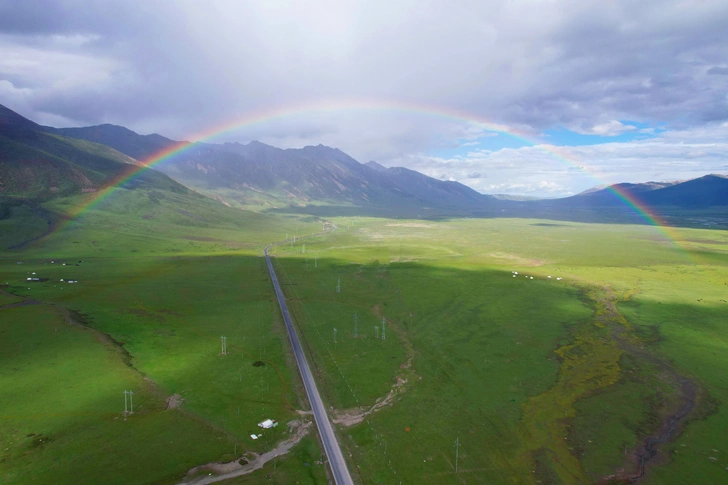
[597,288,701,483]
[177,421,313,485]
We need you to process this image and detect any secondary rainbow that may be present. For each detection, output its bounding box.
[69,98,685,250]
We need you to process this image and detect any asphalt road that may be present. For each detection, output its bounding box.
[264,244,355,485]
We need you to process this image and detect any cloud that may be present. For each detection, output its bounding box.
[572,120,637,136]
[707,66,728,76]
[0,0,727,193]
[388,122,728,196]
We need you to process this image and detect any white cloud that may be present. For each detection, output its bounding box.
[387,123,728,197]
[572,120,637,136]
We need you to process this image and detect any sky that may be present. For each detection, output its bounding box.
[1,0,727,196]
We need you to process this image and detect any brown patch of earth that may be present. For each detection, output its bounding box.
[333,304,417,427]
[166,394,184,410]
[177,420,313,485]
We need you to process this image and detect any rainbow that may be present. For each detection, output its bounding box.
[68,98,687,253]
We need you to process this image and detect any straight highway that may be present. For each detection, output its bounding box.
[264,242,354,485]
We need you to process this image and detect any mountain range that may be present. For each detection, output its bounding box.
[35,116,496,210]
[2,102,727,213]
[553,175,728,209]
[0,104,186,199]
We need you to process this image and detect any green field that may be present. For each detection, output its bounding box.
[271,217,728,484]
[3,189,728,484]
[0,188,328,485]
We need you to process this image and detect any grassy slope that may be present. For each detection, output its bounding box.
[272,217,728,484]
[0,187,328,485]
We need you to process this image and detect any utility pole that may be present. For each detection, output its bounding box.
[381,317,386,340]
[354,313,358,337]
[454,437,461,473]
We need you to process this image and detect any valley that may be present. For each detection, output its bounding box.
[1,104,728,484]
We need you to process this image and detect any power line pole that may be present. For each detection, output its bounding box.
[354,313,358,337]
[454,437,461,473]
[381,317,386,340]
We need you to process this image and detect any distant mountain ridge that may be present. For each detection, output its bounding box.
[36,118,497,210]
[4,103,727,212]
[0,104,189,199]
[553,175,728,209]
[43,124,179,161]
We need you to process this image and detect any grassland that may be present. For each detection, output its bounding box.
[271,217,728,484]
[0,187,328,485]
[4,185,728,485]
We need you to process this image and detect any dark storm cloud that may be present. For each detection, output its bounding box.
[707,66,728,76]
[1,0,727,195]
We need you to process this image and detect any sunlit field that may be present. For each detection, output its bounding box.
[271,217,728,484]
[0,190,328,485]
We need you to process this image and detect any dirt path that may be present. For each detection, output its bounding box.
[334,373,409,427]
[176,421,313,485]
[0,287,42,309]
[333,304,418,427]
[579,286,701,483]
[517,283,701,485]
[597,287,701,483]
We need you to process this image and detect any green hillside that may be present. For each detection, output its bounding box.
[0,104,187,200]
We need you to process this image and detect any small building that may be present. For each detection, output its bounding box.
[257,419,278,429]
